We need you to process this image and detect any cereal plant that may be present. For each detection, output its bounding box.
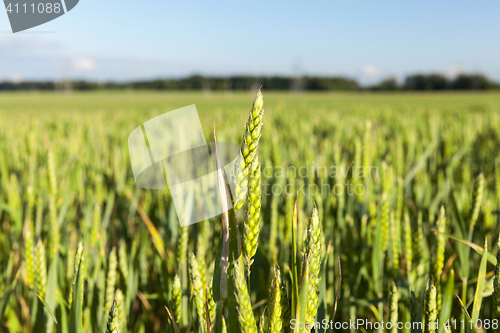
[0,91,499,332]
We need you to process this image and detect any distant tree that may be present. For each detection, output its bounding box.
[404,74,448,90]
[451,74,491,90]
[0,81,55,90]
[229,76,256,90]
[428,74,449,90]
[371,77,399,91]
[304,77,359,91]
[1,73,499,91]
[262,76,291,90]
[72,81,99,90]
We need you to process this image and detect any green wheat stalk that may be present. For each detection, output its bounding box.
[433,206,446,313]
[390,211,400,271]
[69,240,84,308]
[425,281,437,333]
[34,239,47,299]
[403,212,413,275]
[115,289,126,333]
[303,207,322,331]
[361,120,372,202]
[172,274,183,325]
[47,147,60,260]
[189,252,207,331]
[381,162,392,253]
[232,89,264,211]
[105,247,118,311]
[243,156,262,274]
[23,220,35,289]
[234,259,258,333]
[106,300,121,333]
[389,281,398,333]
[264,264,284,333]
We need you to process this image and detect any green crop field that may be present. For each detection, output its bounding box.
[1,91,500,333]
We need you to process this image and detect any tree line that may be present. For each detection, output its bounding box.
[1,73,499,91]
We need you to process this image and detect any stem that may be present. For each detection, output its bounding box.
[461,278,468,333]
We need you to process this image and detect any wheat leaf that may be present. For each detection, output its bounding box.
[0,269,20,327]
[471,238,488,323]
[68,259,83,333]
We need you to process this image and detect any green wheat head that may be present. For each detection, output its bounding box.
[34,239,47,299]
[243,156,262,271]
[232,90,264,211]
[105,247,118,312]
[234,260,258,333]
[433,206,446,312]
[189,252,207,330]
[303,207,322,331]
[425,281,437,333]
[172,274,183,325]
[114,289,126,333]
[389,281,398,333]
[263,264,284,333]
[106,300,121,333]
[23,222,35,290]
[69,240,84,308]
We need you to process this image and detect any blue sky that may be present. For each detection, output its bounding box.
[1,0,499,83]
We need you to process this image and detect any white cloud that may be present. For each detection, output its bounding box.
[446,65,463,78]
[362,65,379,77]
[73,58,95,71]
[10,74,23,83]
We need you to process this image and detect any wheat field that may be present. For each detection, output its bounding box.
[1,91,500,333]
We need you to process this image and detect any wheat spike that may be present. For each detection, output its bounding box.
[23,221,35,289]
[172,274,183,325]
[243,156,262,272]
[233,90,264,211]
[433,206,446,312]
[425,281,437,333]
[234,259,258,333]
[380,162,392,252]
[189,253,207,330]
[115,289,126,332]
[264,264,284,333]
[34,239,47,299]
[389,281,398,333]
[403,212,413,275]
[105,248,118,311]
[304,207,322,331]
[106,300,121,333]
[69,240,84,308]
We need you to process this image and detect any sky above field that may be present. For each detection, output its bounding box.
[1,0,499,84]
